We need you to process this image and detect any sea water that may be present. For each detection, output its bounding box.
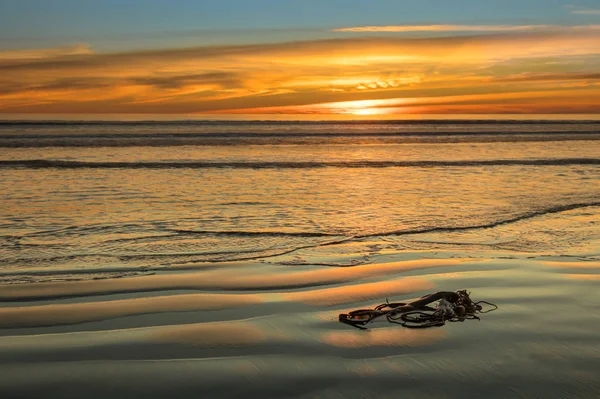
[0,120,598,398]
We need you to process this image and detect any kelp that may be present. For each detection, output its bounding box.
[339,290,497,330]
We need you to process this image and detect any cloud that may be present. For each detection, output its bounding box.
[0,77,114,96]
[224,87,600,115]
[3,29,600,77]
[356,77,423,90]
[492,72,600,83]
[130,72,243,90]
[1,27,600,115]
[333,25,558,33]
[0,44,92,61]
[571,9,600,15]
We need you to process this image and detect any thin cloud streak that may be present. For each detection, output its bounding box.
[571,9,600,15]
[492,72,600,83]
[0,44,92,61]
[333,25,555,32]
[332,24,598,33]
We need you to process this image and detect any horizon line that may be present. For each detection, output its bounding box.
[2,114,600,124]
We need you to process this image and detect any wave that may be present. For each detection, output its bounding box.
[170,201,600,244]
[169,201,600,261]
[2,158,599,169]
[1,131,599,141]
[172,229,340,237]
[1,131,598,147]
[356,201,600,239]
[129,200,600,244]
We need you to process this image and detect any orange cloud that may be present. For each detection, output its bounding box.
[491,72,600,83]
[0,44,92,61]
[1,27,600,115]
[333,24,559,32]
[215,87,600,115]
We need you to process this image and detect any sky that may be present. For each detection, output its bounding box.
[1,0,600,119]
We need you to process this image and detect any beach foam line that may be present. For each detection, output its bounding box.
[0,293,263,329]
[0,258,463,301]
[356,201,600,240]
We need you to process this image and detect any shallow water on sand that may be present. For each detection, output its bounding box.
[0,121,599,398]
[0,247,598,398]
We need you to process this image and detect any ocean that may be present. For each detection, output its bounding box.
[0,120,599,398]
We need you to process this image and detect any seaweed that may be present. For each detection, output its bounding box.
[339,290,498,330]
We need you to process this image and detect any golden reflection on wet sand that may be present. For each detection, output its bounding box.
[150,321,265,347]
[0,293,263,328]
[285,278,434,306]
[0,258,458,300]
[322,327,445,348]
[543,261,600,269]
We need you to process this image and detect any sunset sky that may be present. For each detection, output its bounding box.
[1,0,600,119]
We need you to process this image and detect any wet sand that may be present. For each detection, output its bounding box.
[0,244,598,398]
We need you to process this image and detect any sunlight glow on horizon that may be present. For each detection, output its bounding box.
[1,18,600,118]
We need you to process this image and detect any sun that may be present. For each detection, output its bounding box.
[321,99,403,116]
[353,108,380,116]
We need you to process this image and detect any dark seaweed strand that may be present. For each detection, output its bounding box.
[338,290,498,330]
